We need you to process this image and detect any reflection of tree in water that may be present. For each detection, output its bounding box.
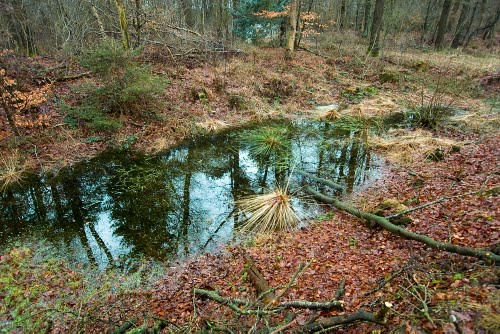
[162,137,251,257]
[0,164,112,266]
[294,122,373,192]
[0,121,379,265]
[107,154,178,261]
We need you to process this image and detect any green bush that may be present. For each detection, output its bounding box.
[65,40,168,131]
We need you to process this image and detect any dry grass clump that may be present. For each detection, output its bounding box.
[449,108,500,133]
[343,95,399,118]
[481,313,500,333]
[257,76,295,101]
[312,104,341,120]
[369,129,461,163]
[149,137,171,153]
[0,150,27,191]
[196,118,229,132]
[236,187,300,235]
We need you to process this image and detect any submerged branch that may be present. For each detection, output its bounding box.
[295,169,343,191]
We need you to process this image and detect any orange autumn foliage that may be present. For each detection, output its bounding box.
[1,67,53,133]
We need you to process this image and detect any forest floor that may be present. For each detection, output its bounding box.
[0,38,499,333]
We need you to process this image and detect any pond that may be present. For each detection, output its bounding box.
[0,120,383,268]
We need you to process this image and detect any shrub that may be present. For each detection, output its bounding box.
[65,40,168,131]
[410,75,464,129]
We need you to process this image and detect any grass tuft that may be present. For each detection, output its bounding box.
[236,187,300,235]
[0,150,27,191]
[239,127,291,159]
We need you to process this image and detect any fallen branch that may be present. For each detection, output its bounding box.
[194,256,381,332]
[279,299,342,310]
[52,71,91,82]
[386,187,499,219]
[363,262,417,296]
[301,305,390,333]
[273,262,310,303]
[243,253,276,304]
[193,289,273,316]
[305,185,500,263]
[296,169,343,191]
[298,46,328,58]
[112,319,137,334]
[194,289,343,312]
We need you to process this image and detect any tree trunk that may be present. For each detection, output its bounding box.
[484,4,500,47]
[115,0,130,50]
[368,0,385,56]
[91,3,106,39]
[285,0,299,60]
[294,0,303,49]
[451,0,471,48]
[133,0,142,46]
[181,0,194,28]
[421,0,435,43]
[447,0,461,31]
[435,0,453,49]
[363,0,372,37]
[462,0,480,46]
[340,0,347,29]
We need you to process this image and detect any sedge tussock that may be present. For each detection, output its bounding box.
[343,95,399,117]
[236,187,300,235]
[0,150,26,191]
[369,129,461,163]
[239,127,290,158]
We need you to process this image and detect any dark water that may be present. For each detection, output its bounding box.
[0,120,382,268]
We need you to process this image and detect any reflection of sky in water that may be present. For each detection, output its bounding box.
[0,121,382,267]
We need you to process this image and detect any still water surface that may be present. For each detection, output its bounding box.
[0,120,382,268]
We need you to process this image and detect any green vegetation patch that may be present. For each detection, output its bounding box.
[0,242,164,333]
[63,40,168,131]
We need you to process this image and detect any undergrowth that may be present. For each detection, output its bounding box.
[0,241,164,333]
[63,40,168,131]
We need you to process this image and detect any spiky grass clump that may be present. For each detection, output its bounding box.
[0,150,26,191]
[239,127,291,159]
[237,187,300,235]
